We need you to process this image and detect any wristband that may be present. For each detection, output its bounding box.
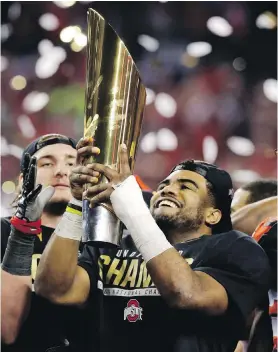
[110,176,173,262]
[11,216,42,235]
[68,197,83,208]
[2,226,35,276]
[55,198,83,241]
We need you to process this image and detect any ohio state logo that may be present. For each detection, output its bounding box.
[124,299,143,322]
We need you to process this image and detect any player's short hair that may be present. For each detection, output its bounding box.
[206,181,217,207]
[241,179,277,205]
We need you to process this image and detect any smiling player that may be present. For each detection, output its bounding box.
[35,141,271,352]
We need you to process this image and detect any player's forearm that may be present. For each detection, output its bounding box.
[146,248,203,307]
[35,199,83,301]
[232,196,277,234]
[1,270,32,344]
[35,234,80,301]
[146,248,227,315]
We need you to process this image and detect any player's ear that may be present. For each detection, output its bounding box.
[205,207,222,227]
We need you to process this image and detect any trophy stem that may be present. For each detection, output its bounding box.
[82,200,123,247]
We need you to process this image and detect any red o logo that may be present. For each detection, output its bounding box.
[124,299,143,322]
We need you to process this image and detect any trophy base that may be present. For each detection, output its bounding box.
[82,200,123,248]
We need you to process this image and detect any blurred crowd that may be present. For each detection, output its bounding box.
[1,1,277,215]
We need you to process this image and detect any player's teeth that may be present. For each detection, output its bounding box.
[159,200,177,208]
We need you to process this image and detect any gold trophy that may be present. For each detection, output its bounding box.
[82,9,146,247]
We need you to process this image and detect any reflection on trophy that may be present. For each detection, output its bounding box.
[82,8,146,247]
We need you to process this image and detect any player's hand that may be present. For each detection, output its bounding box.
[11,153,54,234]
[83,144,131,208]
[69,137,100,200]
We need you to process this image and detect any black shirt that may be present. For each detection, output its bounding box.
[1,217,87,352]
[78,230,271,352]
